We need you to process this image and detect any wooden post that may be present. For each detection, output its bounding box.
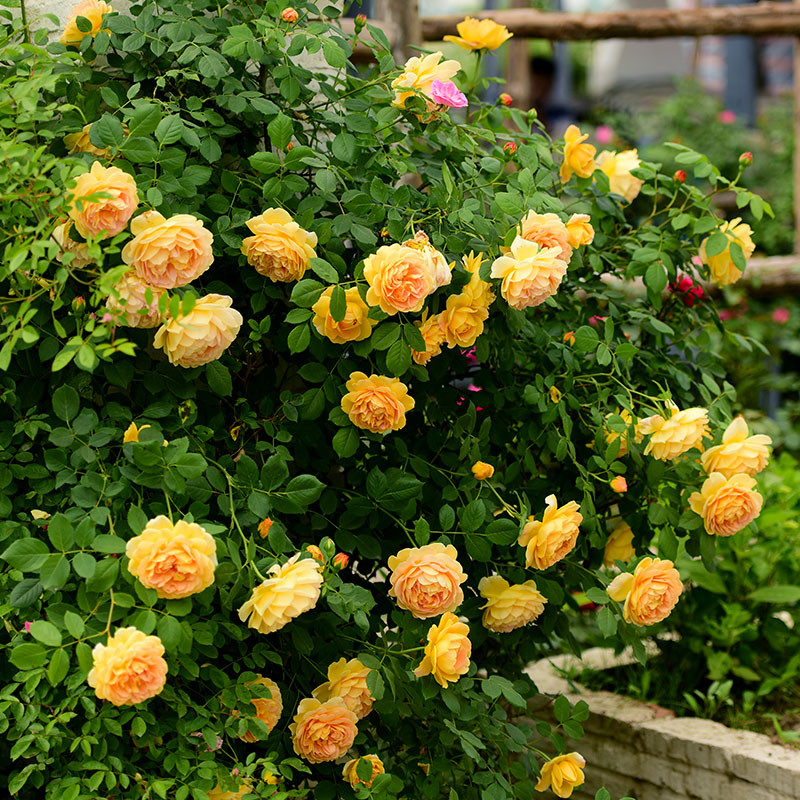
[505,0,533,109]
[384,0,421,62]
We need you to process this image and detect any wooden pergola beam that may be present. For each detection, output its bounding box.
[421,3,800,41]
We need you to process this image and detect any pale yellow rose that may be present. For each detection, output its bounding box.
[392,51,461,109]
[402,231,452,290]
[123,421,150,443]
[635,402,709,461]
[242,208,317,282]
[153,294,242,368]
[443,16,512,51]
[68,161,139,239]
[471,461,494,480]
[604,409,634,457]
[411,311,447,366]
[341,372,414,433]
[311,286,376,344]
[560,125,596,182]
[342,754,385,788]
[699,218,755,286]
[126,515,217,599]
[312,657,373,719]
[478,575,547,633]
[238,554,323,635]
[689,472,763,536]
[53,222,93,269]
[701,416,771,478]
[87,627,167,706]
[363,243,437,315]
[607,557,682,626]
[596,149,644,203]
[518,494,582,570]
[535,753,586,798]
[603,520,635,567]
[460,251,495,308]
[290,697,358,763]
[122,211,214,289]
[60,0,113,46]
[517,211,573,263]
[239,675,282,742]
[388,542,467,619]
[106,270,165,328]
[566,214,595,248]
[413,612,471,687]
[490,237,568,310]
[441,293,489,348]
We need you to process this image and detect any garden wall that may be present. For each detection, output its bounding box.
[526,650,800,800]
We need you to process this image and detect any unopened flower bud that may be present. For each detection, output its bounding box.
[281,7,298,23]
[306,544,324,563]
[739,151,753,167]
[354,13,367,31]
[503,141,517,155]
[258,518,273,538]
[320,536,335,558]
[286,142,293,151]
[499,93,512,107]
[562,330,575,346]
[333,552,349,570]
[72,296,86,314]
[673,169,686,183]
[610,476,628,493]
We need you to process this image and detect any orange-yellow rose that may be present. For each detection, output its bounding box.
[60,0,113,46]
[392,51,461,109]
[560,125,596,182]
[87,627,168,706]
[341,372,414,433]
[312,658,373,719]
[106,270,165,329]
[122,210,214,289]
[238,554,323,634]
[490,237,568,310]
[535,753,586,798]
[596,149,644,203]
[607,557,683,626]
[701,416,771,478]
[388,542,467,619]
[242,208,318,282]
[363,243,437,315]
[441,292,489,348]
[518,495,582,570]
[443,16,512,51]
[311,286,376,344]
[414,612,471,687]
[68,161,138,239]
[342,754,385,788]
[53,222,93,269]
[64,124,112,158]
[123,421,150,443]
[257,518,273,538]
[411,312,447,365]
[478,575,547,633]
[605,409,634,457]
[610,476,627,493]
[290,697,358,763]
[206,783,253,800]
[402,231,453,290]
[153,294,242,368]
[566,214,594,248]
[603,520,635,567]
[460,251,495,309]
[239,675,282,742]
[699,218,755,286]
[635,402,709,461]
[517,211,573,263]
[689,472,763,536]
[472,461,494,480]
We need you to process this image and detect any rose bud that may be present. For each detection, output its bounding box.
[673,169,686,183]
[281,7,298,23]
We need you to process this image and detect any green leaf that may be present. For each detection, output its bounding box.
[290,279,325,308]
[332,426,359,458]
[90,114,125,148]
[40,555,70,590]
[155,115,185,145]
[127,104,161,137]
[127,505,148,535]
[572,326,599,352]
[267,113,293,150]
[704,231,729,258]
[385,339,411,376]
[92,535,127,554]
[371,323,401,351]
[9,579,42,608]
[644,262,667,294]
[10,643,47,670]
[284,475,324,507]
[323,39,347,68]
[30,620,62,647]
[64,611,85,639]
[157,614,183,649]
[287,324,311,353]
[310,258,339,283]
[53,385,80,422]
[748,586,800,604]
[47,648,70,686]
[1,539,50,571]
[206,361,233,396]
[47,514,74,550]
[121,136,159,162]
[403,323,426,352]
[597,605,617,637]
[329,285,347,322]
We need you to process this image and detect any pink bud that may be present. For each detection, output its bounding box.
[499,93,512,107]
[589,315,606,328]
[595,125,614,145]
[24,621,32,632]
[739,151,753,167]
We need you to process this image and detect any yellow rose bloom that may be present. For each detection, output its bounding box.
[701,416,771,478]
[607,557,682,626]
[516,211,573,263]
[411,311,447,366]
[64,123,111,158]
[443,16,513,51]
[342,754,385,788]
[290,697,358,763]
[490,237,568,310]
[106,270,165,329]
[478,575,547,633]
[518,494,582,570]
[604,409,634,457]
[392,51,461,109]
[126,515,217,599]
[242,207,318,282]
[153,293,243,368]
[441,293,489,348]
[402,231,453,290]
[311,286,376,344]
[596,149,644,203]
[53,222,93,269]
[239,675,282,742]
[60,0,113,46]
[237,554,324,635]
[560,125,596,182]
[413,612,471,688]
[123,422,150,443]
[341,372,414,433]
[363,243,437,315]
[312,657,374,719]
[603,520,635,567]
[535,753,586,798]
[471,461,494,480]
[689,472,763,537]
[460,251,495,308]
[566,214,595,248]
[699,217,755,287]
[68,161,139,239]
[207,783,253,800]
[87,627,168,706]
[635,402,709,461]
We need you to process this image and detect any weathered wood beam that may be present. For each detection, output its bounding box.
[422,4,800,41]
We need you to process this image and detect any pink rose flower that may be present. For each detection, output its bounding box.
[430,79,468,109]
[669,275,705,307]
[772,307,790,324]
[595,124,614,145]
[718,110,736,124]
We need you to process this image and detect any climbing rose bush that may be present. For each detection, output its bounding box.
[0,1,773,798]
